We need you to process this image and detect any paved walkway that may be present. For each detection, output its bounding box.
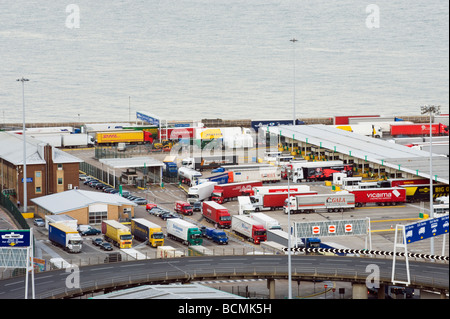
[0,207,18,230]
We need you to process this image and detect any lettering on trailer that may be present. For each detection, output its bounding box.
[0,230,31,247]
[405,215,449,244]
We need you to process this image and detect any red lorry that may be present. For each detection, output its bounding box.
[202,201,232,228]
[390,123,448,137]
[350,188,406,207]
[250,191,318,211]
[174,201,193,216]
[211,181,263,204]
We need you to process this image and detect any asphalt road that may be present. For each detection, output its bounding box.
[0,254,447,299]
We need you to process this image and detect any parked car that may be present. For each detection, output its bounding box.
[33,218,45,227]
[83,178,96,185]
[79,174,88,181]
[95,183,108,190]
[133,198,147,205]
[100,242,113,251]
[92,238,103,246]
[146,203,157,212]
[150,207,167,217]
[192,201,202,212]
[80,228,101,236]
[160,211,179,221]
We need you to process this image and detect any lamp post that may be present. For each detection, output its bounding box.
[17,77,29,213]
[420,104,440,255]
[287,167,292,299]
[290,38,298,126]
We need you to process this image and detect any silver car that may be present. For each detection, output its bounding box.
[33,218,45,227]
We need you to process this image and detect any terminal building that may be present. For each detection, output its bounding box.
[264,125,449,185]
[0,132,83,215]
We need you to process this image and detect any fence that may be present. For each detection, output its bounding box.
[0,191,29,229]
[79,162,120,188]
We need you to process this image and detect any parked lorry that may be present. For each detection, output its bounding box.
[182,155,238,171]
[178,167,202,186]
[284,193,355,214]
[291,161,353,183]
[96,131,153,145]
[200,226,229,245]
[187,181,217,204]
[267,229,320,248]
[201,201,231,228]
[249,212,282,230]
[377,178,430,188]
[102,220,133,249]
[401,184,450,202]
[252,185,311,196]
[390,123,448,137]
[166,218,203,246]
[226,166,281,183]
[349,187,406,207]
[48,223,83,253]
[231,215,267,244]
[163,162,178,177]
[174,201,193,216]
[211,181,263,204]
[238,196,255,215]
[130,218,164,247]
[250,191,318,211]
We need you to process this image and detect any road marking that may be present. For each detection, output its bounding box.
[89,267,113,271]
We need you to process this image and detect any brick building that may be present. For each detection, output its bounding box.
[0,131,83,215]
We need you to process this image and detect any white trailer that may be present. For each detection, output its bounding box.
[187,181,217,204]
[285,193,355,214]
[166,218,203,246]
[230,166,281,183]
[249,212,282,230]
[62,134,94,147]
[252,185,310,195]
[231,215,266,244]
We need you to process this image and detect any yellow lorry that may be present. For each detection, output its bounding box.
[130,218,164,248]
[96,131,144,145]
[101,220,133,249]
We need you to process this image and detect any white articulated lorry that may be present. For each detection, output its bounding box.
[249,212,282,231]
[187,181,217,204]
[284,193,355,214]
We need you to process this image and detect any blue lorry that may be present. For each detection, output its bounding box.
[200,226,229,245]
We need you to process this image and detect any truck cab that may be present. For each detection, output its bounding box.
[174,201,193,215]
[252,225,267,244]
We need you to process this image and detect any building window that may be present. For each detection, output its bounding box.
[35,186,42,194]
[36,172,41,178]
[57,178,63,185]
[89,211,107,224]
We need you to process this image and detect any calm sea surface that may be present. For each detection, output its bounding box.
[0,1,448,124]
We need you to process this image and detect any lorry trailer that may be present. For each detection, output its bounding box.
[231,215,267,244]
[226,166,281,183]
[401,184,450,202]
[130,218,165,247]
[166,218,203,246]
[95,130,154,145]
[349,187,406,207]
[250,191,318,211]
[285,193,355,214]
[211,181,263,204]
[102,220,133,249]
[291,161,353,183]
[266,229,319,249]
[249,212,282,231]
[202,201,231,228]
[48,223,83,253]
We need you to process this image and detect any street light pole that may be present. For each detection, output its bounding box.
[287,167,292,299]
[420,104,440,255]
[17,77,29,213]
[290,38,298,126]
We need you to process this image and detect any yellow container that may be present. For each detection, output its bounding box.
[325,181,332,187]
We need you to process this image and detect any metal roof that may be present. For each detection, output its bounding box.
[268,125,449,185]
[90,283,245,299]
[31,189,137,215]
[99,157,164,169]
[0,131,83,165]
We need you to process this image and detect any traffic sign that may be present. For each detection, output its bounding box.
[328,225,336,234]
[0,230,31,247]
[312,226,320,235]
[405,215,449,244]
[345,224,353,233]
